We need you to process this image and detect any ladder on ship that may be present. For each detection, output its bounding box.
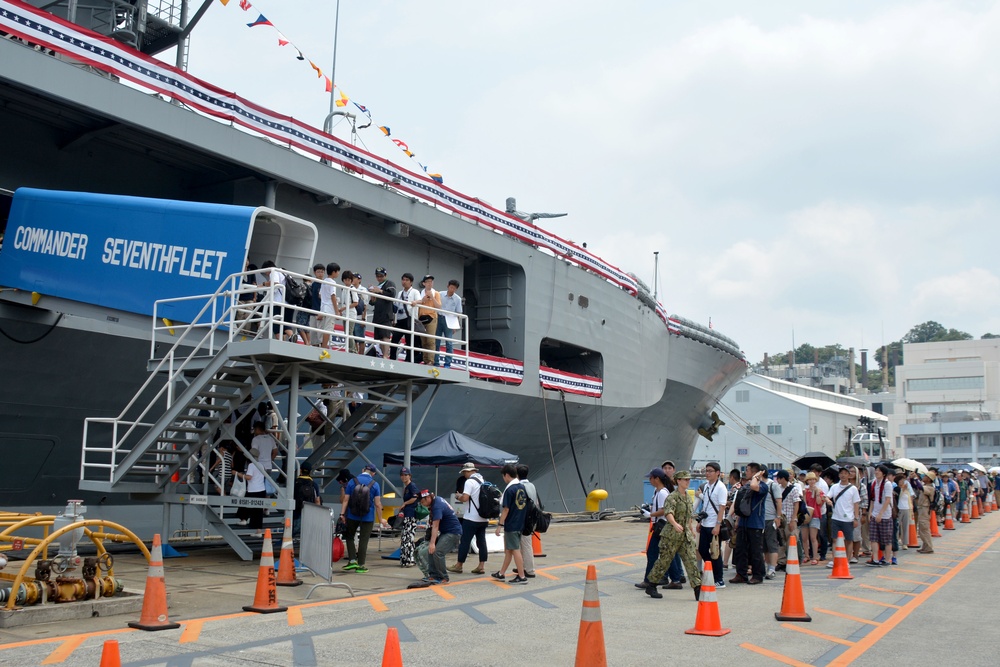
[81,272,468,560]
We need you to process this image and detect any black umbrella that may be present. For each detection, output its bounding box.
[836,456,870,468]
[793,452,836,470]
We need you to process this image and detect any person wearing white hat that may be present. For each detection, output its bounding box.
[449,462,489,575]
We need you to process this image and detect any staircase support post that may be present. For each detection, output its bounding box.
[403,382,413,470]
[284,363,300,527]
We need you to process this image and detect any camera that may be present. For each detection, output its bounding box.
[694,511,709,523]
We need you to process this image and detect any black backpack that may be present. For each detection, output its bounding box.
[348,477,372,517]
[294,476,317,510]
[473,481,502,519]
[733,485,751,518]
[285,275,308,306]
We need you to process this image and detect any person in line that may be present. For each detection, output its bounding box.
[916,471,935,553]
[868,464,895,566]
[721,469,741,570]
[696,461,728,589]
[338,464,387,574]
[437,279,462,367]
[351,272,369,354]
[417,275,441,365]
[762,467,783,579]
[396,468,420,568]
[449,463,488,575]
[235,447,265,536]
[656,459,685,587]
[635,467,669,590]
[292,462,321,538]
[730,463,769,585]
[260,260,286,339]
[801,472,825,564]
[896,468,914,550]
[515,464,539,579]
[318,262,341,348]
[390,273,420,361]
[491,463,529,584]
[774,470,802,567]
[644,471,702,601]
[367,267,396,359]
[414,490,463,585]
[825,466,861,565]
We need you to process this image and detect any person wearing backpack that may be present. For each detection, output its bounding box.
[729,462,769,585]
[338,463,387,573]
[491,463,530,585]
[448,463,489,575]
[514,464,540,579]
[292,462,321,538]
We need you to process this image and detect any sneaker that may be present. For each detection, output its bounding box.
[765,570,776,580]
[849,557,859,564]
[512,568,536,578]
[891,557,898,565]
[825,561,835,569]
[236,519,249,526]
[715,580,726,589]
[877,559,888,567]
[865,560,880,567]
[510,576,529,585]
[354,565,369,574]
[429,577,449,585]
[490,571,505,581]
[342,560,359,571]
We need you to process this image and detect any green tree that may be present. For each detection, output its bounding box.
[902,320,971,343]
[983,333,1000,339]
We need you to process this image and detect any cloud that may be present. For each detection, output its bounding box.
[913,269,1000,316]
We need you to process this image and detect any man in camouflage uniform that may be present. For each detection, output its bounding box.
[645,470,702,601]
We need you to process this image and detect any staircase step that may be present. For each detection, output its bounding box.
[209,379,252,388]
[197,391,244,400]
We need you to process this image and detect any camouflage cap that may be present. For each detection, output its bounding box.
[673,470,691,480]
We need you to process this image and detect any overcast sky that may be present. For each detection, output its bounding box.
[182,1,1000,363]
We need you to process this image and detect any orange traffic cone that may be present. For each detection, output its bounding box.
[931,511,942,537]
[828,531,853,580]
[243,528,287,614]
[993,497,999,512]
[381,627,403,667]
[685,562,731,637]
[972,500,981,519]
[532,532,546,558]
[908,511,920,547]
[276,518,302,587]
[775,535,811,622]
[984,498,992,514]
[961,500,972,523]
[944,506,956,530]
[574,565,607,667]
[128,534,180,631]
[99,639,121,667]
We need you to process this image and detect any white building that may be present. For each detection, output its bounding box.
[891,339,1000,467]
[693,374,888,472]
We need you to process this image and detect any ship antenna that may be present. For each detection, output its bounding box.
[653,251,660,300]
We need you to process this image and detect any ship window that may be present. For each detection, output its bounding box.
[539,338,603,378]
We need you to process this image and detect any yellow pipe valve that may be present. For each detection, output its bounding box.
[585,489,608,513]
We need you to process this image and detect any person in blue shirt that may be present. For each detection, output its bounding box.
[415,490,462,584]
[491,463,529,585]
[730,462,770,585]
[338,463,387,574]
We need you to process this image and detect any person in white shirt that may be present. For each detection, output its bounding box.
[867,465,895,566]
[896,469,914,550]
[390,273,420,360]
[261,260,286,338]
[825,467,862,564]
[319,262,341,348]
[635,467,670,589]
[448,463,489,574]
[351,272,369,354]
[437,279,463,367]
[696,461,729,588]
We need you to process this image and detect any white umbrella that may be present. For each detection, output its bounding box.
[893,458,929,475]
[989,467,1000,474]
[969,461,987,473]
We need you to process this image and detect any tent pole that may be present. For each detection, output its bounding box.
[410,384,440,444]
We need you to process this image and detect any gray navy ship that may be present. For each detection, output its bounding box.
[0,0,746,531]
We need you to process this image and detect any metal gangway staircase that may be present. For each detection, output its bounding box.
[80,271,469,559]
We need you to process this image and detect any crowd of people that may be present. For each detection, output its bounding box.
[239,262,465,366]
[637,459,999,599]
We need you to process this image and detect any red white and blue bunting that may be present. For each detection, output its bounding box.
[450,353,524,386]
[539,368,603,398]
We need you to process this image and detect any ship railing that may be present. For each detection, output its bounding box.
[83,272,257,484]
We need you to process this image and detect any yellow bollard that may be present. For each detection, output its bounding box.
[585,489,608,513]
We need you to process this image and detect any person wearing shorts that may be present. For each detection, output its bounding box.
[491,463,529,584]
[825,466,861,564]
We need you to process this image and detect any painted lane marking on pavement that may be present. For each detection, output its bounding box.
[287,606,304,625]
[430,585,455,600]
[857,585,917,596]
[179,620,204,644]
[838,595,902,609]
[888,567,942,577]
[812,608,882,626]
[522,593,559,609]
[369,597,389,612]
[40,636,85,665]
[741,643,814,667]
[781,624,856,647]
[875,575,931,586]
[291,634,316,666]
[461,607,496,625]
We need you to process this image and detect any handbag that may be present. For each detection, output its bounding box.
[230,474,247,498]
[651,518,667,538]
[418,314,433,325]
[534,509,552,534]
